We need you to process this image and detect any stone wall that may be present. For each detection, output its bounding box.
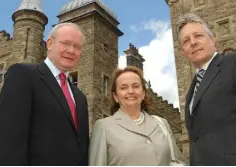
[148,88,182,149]
[0,30,13,89]
[93,13,119,121]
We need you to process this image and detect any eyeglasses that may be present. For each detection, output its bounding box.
[58,40,82,52]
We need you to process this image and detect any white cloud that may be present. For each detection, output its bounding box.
[143,19,170,38]
[130,19,170,38]
[118,54,127,69]
[120,19,179,108]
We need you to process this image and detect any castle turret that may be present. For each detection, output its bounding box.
[10,0,48,66]
[124,43,145,71]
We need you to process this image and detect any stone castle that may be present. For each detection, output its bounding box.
[0,0,183,152]
[166,0,236,158]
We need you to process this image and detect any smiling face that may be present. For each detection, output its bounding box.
[179,22,216,68]
[113,71,145,111]
[46,25,83,72]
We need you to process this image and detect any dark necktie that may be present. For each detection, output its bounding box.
[59,73,78,130]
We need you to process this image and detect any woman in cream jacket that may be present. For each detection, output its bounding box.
[89,66,185,166]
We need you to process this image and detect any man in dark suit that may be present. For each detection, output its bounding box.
[177,13,236,165]
[0,23,89,165]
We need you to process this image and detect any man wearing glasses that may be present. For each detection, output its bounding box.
[0,23,89,165]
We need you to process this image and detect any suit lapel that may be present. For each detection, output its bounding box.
[186,75,197,110]
[113,109,156,137]
[191,54,224,113]
[38,62,77,134]
[113,109,145,136]
[185,76,197,130]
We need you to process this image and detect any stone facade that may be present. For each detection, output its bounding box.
[0,0,183,152]
[0,30,12,86]
[166,0,236,158]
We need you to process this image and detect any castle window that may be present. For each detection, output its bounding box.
[69,71,78,86]
[102,43,109,53]
[103,74,109,96]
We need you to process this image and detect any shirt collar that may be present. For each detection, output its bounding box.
[197,52,217,72]
[44,57,69,79]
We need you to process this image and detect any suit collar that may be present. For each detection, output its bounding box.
[191,53,224,113]
[38,62,79,135]
[113,109,158,136]
[44,57,69,79]
[198,52,218,72]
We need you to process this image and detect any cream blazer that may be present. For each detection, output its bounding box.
[89,109,185,166]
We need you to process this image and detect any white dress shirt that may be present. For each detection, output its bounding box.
[44,57,75,104]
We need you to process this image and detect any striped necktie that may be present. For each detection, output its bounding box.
[194,69,205,95]
[190,69,205,114]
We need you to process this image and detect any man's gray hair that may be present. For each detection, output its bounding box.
[176,13,213,42]
[48,22,85,44]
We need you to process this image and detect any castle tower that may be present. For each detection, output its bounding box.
[124,43,145,71]
[166,0,236,158]
[10,0,48,66]
[57,0,123,132]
